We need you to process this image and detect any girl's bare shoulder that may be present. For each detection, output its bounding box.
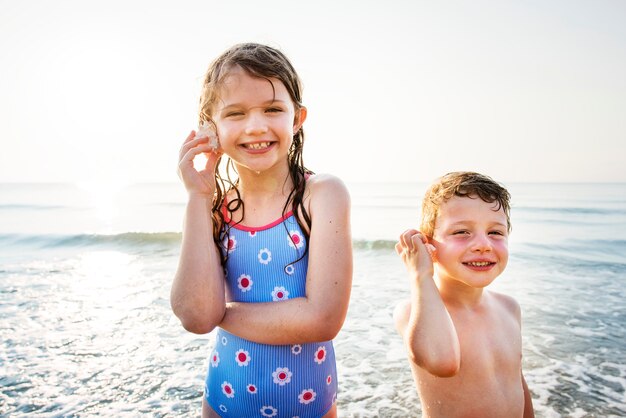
[305,173,350,202]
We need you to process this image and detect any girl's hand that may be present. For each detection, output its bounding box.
[178,130,223,196]
[395,229,436,279]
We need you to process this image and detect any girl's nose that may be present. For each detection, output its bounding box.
[244,112,269,135]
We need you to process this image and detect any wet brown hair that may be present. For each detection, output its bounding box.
[420,171,511,238]
[198,43,312,264]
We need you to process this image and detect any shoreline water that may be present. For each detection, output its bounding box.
[1,182,626,416]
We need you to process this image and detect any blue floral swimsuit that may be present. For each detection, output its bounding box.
[205,211,338,418]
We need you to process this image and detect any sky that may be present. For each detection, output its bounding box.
[1,0,625,187]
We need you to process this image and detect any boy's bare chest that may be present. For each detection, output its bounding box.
[414,309,524,417]
[453,309,521,375]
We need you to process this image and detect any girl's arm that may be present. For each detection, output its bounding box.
[217,174,353,344]
[393,230,461,377]
[170,131,226,334]
[522,372,535,418]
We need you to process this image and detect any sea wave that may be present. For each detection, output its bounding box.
[7,232,625,260]
[352,239,396,250]
[0,232,396,251]
[515,240,626,274]
[514,206,626,216]
[0,232,183,250]
[0,203,76,211]
[0,233,400,252]
[519,239,626,257]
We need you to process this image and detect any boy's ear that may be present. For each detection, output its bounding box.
[425,239,437,262]
[293,106,307,132]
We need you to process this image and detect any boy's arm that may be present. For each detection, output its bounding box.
[217,175,352,344]
[395,229,461,377]
[522,372,535,418]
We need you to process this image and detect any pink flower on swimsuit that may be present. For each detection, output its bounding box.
[210,351,220,367]
[314,346,327,364]
[235,349,251,366]
[272,367,292,385]
[223,236,237,253]
[237,274,253,292]
[271,286,289,301]
[298,388,317,404]
[221,381,235,398]
[287,230,305,249]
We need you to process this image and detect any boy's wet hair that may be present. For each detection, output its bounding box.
[420,171,511,238]
[198,43,312,265]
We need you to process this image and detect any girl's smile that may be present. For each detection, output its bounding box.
[242,141,274,151]
[211,66,306,176]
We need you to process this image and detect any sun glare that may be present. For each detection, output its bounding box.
[71,250,141,327]
[76,180,128,228]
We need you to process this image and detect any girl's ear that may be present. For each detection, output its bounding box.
[293,106,307,132]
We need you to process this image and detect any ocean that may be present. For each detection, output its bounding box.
[1,182,625,417]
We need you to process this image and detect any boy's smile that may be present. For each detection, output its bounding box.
[431,196,509,290]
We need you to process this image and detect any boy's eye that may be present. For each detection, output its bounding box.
[489,231,505,236]
[226,111,244,117]
[452,230,469,235]
[266,107,282,113]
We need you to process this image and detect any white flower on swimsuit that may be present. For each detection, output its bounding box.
[258,248,272,264]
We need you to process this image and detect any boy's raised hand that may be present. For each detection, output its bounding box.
[178,129,223,196]
[395,229,436,280]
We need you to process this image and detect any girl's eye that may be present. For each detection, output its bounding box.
[266,107,282,113]
[453,230,469,235]
[489,231,505,236]
[225,111,244,117]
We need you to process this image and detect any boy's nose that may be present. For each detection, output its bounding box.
[471,234,492,252]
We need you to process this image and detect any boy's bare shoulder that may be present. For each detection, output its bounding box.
[489,290,522,322]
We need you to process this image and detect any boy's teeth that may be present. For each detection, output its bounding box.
[467,261,491,266]
[246,142,271,149]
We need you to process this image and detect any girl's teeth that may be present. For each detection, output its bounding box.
[246,142,271,150]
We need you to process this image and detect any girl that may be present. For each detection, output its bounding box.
[171,43,353,418]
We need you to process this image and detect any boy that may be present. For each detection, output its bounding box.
[394,172,534,418]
